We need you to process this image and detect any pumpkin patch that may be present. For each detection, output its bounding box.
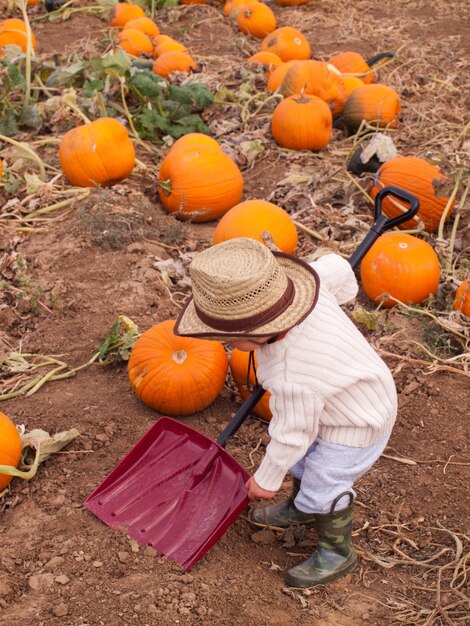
[0,1,468,618]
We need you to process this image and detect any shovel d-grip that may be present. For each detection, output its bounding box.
[84,185,419,570]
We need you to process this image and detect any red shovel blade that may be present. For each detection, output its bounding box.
[84,417,250,571]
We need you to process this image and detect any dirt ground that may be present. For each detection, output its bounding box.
[1,1,469,625]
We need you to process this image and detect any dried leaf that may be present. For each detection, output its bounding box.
[0,427,80,484]
[352,307,379,330]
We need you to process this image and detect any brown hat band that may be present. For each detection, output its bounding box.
[193,278,295,333]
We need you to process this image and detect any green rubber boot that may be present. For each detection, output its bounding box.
[286,492,357,588]
[249,478,316,529]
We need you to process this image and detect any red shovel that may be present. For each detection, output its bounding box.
[85,186,419,571]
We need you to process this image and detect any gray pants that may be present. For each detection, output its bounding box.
[290,434,390,514]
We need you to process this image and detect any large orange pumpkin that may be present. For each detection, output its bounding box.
[213,199,298,253]
[169,133,222,156]
[158,146,244,222]
[369,157,455,233]
[0,18,36,55]
[260,26,310,62]
[230,349,272,422]
[152,51,197,78]
[109,3,145,28]
[271,94,332,151]
[280,60,348,117]
[360,232,440,308]
[453,278,470,317]
[123,17,160,38]
[128,320,228,416]
[59,117,135,188]
[116,28,154,56]
[342,83,401,133]
[0,412,22,491]
[328,51,374,84]
[236,2,277,39]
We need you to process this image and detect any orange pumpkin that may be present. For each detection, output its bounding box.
[224,0,259,17]
[169,133,222,155]
[0,18,36,54]
[267,59,298,92]
[158,146,244,222]
[0,412,22,491]
[109,3,145,28]
[275,0,310,4]
[369,157,455,233]
[123,17,160,38]
[280,60,348,117]
[213,199,298,253]
[27,0,39,6]
[328,51,374,84]
[247,51,283,75]
[152,51,197,78]
[260,26,310,62]
[153,40,189,58]
[453,278,470,317]
[59,117,135,188]
[360,232,440,308]
[116,28,154,56]
[343,83,401,133]
[230,349,272,422]
[341,75,365,98]
[236,2,277,39]
[128,320,228,416]
[272,94,332,151]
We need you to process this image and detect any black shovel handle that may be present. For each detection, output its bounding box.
[216,185,420,449]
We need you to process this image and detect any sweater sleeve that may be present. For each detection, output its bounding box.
[253,383,326,491]
[310,253,358,305]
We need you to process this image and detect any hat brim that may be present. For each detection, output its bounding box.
[174,252,320,340]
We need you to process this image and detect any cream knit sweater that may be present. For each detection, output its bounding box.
[253,254,397,492]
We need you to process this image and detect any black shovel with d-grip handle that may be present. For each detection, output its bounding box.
[84,185,419,571]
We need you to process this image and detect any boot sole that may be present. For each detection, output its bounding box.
[247,512,316,531]
[286,558,357,588]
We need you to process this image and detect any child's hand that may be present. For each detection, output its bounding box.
[245,477,276,499]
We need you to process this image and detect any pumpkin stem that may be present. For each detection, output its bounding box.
[159,179,172,196]
[366,51,395,67]
[172,349,187,364]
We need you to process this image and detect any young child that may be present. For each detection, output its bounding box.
[174,237,397,588]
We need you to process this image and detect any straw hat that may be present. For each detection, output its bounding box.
[174,238,319,339]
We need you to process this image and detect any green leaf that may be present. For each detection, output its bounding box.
[19,105,43,131]
[46,60,85,87]
[87,49,131,79]
[83,78,104,97]
[0,109,19,137]
[129,70,164,99]
[168,83,213,109]
[166,114,209,138]
[6,60,26,91]
[135,108,172,138]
